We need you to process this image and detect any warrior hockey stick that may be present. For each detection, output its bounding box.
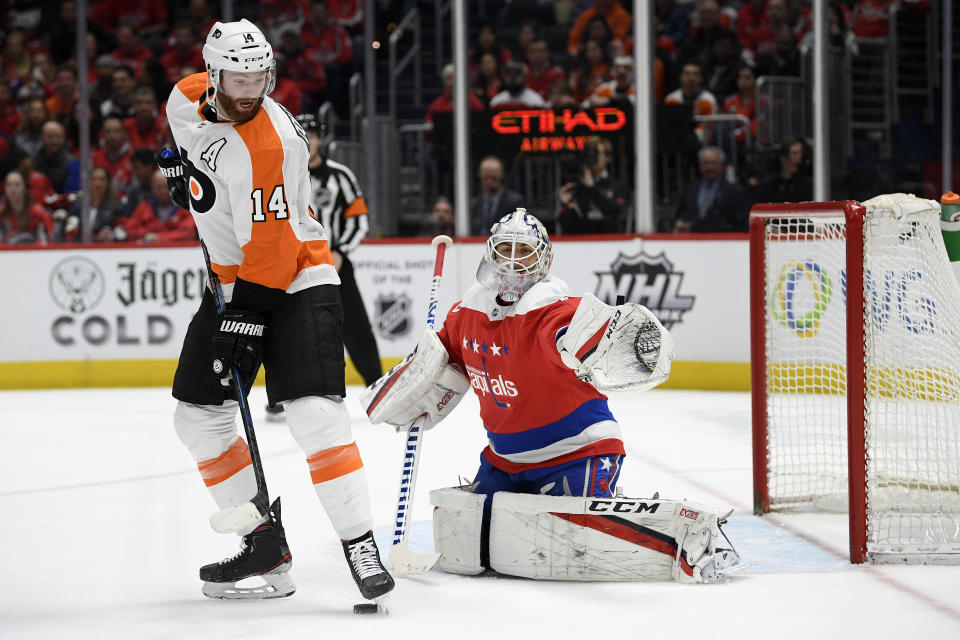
[200,241,272,534]
[388,235,452,575]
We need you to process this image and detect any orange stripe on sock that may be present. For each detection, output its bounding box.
[197,437,252,487]
[306,442,363,484]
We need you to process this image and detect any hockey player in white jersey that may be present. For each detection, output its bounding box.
[160,18,393,602]
[363,210,742,582]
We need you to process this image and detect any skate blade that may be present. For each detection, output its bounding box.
[718,561,756,578]
[202,571,295,600]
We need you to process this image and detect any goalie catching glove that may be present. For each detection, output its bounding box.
[360,329,470,431]
[557,293,675,392]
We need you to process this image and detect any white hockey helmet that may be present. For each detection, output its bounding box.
[477,208,553,302]
[202,19,276,105]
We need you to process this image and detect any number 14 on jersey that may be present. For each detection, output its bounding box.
[251,185,289,221]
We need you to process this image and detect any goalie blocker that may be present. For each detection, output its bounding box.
[430,487,741,583]
[360,329,470,430]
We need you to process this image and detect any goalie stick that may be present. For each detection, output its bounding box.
[388,235,453,575]
[200,241,272,534]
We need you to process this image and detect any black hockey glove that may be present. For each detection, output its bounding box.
[156,148,190,210]
[211,310,266,395]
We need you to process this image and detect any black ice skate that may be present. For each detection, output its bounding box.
[342,531,395,600]
[200,497,295,599]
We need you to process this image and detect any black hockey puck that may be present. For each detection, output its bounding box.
[353,603,379,614]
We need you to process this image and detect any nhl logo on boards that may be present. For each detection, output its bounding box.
[593,251,695,329]
[49,256,106,314]
[374,293,412,340]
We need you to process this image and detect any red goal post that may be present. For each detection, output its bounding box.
[750,196,960,565]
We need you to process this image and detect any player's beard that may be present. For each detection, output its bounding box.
[216,93,264,123]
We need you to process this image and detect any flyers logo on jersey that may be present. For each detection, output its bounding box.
[180,147,216,213]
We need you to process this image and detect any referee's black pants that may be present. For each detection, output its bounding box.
[339,254,383,386]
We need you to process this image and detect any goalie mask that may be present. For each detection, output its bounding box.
[202,19,276,115]
[477,209,553,302]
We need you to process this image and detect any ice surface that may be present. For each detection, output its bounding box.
[2,387,958,638]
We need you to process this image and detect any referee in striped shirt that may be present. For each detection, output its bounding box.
[267,114,382,420]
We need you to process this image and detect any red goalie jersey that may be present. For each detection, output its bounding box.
[437,276,625,473]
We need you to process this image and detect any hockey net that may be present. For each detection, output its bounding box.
[750,194,960,563]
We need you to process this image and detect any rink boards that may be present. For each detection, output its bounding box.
[0,235,751,389]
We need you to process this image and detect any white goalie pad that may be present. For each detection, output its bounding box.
[359,330,470,430]
[429,486,486,575]
[558,293,675,392]
[488,492,729,583]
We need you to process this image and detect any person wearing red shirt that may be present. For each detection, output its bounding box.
[525,39,567,101]
[723,64,758,144]
[736,0,768,51]
[160,24,206,84]
[284,43,329,99]
[91,117,134,197]
[17,159,57,208]
[91,0,168,36]
[301,1,354,65]
[124,87,168,153]
[425,63,485,126]
[328,0,363,30]
[110,25,156,79]
[748,0,790,58]
[124,170,196,242]
[844,0,897,38]
[270,74,304,115]
[0,169,53,245]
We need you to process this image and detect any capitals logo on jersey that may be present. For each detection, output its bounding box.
[462,336,517,408]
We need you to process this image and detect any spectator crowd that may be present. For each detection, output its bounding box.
[0,0,923,244]
[0,0,365,245]
[425,0,918,235]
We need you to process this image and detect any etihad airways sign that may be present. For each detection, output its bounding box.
[489,107,629,153]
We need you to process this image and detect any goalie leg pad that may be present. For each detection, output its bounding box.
[430,486,486,575]
[359,329,470,430]
[488,492,723,582]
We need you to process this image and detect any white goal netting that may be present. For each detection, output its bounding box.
[759,193,960,562]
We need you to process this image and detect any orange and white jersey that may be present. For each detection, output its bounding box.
[166,73,338,304]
